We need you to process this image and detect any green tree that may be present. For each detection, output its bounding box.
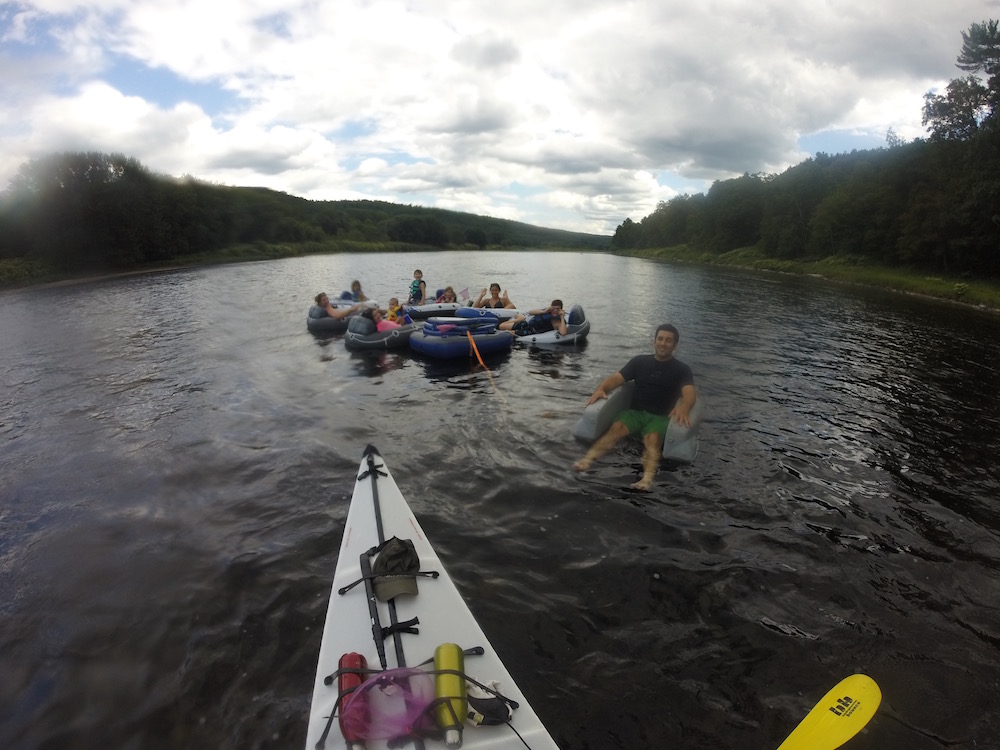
[923,20,1000,140]
[6,152,154,268]
[885,128,905,148]
[640,196,701,248]
[611,217,641,248]
[957,19,1000,114]
[465,227,488,248]
[695,173,766,253]
[923,76,990,141]
[387,215,449,246]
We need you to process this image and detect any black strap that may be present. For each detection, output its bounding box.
[382,616,419,639]
[337,569,439,596]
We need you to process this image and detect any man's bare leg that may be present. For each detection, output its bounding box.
[630,432,663,491]
[498,314,525,331]
[573,422,630,471]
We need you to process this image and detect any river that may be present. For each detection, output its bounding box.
[1,251,999,749]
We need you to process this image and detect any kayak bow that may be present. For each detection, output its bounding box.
[306,445,559,749]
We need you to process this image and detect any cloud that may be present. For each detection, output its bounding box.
[0,0,989,233]
[451,30,521,70]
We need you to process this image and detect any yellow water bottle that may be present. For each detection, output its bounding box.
[434,643,467,747]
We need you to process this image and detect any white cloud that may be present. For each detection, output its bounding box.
[0,0,992,233]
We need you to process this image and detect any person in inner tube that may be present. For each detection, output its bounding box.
[474,283,517,310]
[498,299,568,337]
[386,297,404,321]
[349,280,369,302]
[315,292,362,319]
[363,307,403,332]
[573,324,697,491]
[436,286,459,303]
[407,269,427,306]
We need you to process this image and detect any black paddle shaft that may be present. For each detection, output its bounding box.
[361,446,426,750]
[362,447,407,668]
[358,551,387,670]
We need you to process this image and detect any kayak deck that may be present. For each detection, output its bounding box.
[306,446,559,749]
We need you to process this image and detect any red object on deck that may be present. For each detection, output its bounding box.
[338,652,368,747]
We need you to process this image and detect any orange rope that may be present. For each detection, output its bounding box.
[467,329,487,369]
[466,330,506,402]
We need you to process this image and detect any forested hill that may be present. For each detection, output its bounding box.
[610,132,1000,279]
[612,20,1000,280]
[0,151,610,279]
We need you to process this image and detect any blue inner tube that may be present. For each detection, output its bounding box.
[455,308,502,321]
[404,302,463,320]
[409,329,514,358]
[422,316,499,335]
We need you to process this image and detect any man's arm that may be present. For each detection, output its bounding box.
[586,371,626,405]
[668,384,697,427]
[326,303,360,320]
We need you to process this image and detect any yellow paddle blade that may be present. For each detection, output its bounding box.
[777,674,881,750]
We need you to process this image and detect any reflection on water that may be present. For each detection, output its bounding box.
[2,252,999,749]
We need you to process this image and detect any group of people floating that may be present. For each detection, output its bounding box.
[314,270,570,337]
[313,271,697,492]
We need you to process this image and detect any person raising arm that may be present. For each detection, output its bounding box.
[498,300,568,336]
[474,283,516,309]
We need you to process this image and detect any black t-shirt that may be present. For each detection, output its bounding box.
[619,355,694,415]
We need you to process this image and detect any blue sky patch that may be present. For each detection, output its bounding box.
[506,182,543,198]
[798,130,886,157]
[334,119,378,140]
[103,56,239,114]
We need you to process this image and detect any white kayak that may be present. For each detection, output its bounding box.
[306,446,560,750]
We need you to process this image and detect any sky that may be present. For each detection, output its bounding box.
[1,1,997,236]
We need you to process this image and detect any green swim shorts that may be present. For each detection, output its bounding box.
[616,409,669,437]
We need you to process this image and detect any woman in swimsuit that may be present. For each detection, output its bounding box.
[474,283,516,310]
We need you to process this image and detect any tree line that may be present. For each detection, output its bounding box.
[612,20,1000,278]
[0,153,609,277]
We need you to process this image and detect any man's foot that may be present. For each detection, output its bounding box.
[572,458,592,472]
[630,477,653,492]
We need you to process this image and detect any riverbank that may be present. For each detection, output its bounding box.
[618,245,1000,313]
[0,240,415,291]
[4,240,1000,313]
[0,239,586,292]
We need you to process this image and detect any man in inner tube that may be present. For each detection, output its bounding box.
[573,324,697,491]
[498,299,568,337]
[315,292,362,319]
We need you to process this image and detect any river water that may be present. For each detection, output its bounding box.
[2,251,999,750]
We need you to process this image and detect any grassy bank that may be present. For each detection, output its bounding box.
[0,239,454,290]
[0,240,595,290]
[620,245,1000,312]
